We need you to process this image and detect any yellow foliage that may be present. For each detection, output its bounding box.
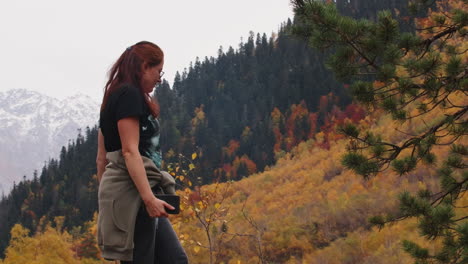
[167,124,455,263]
[191,105,206,127]
[1,213,116,264]
[3,223,79,264]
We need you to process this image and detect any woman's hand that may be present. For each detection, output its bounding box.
[142,195,175,218]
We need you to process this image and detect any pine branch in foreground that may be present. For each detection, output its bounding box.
[292,0,467,263]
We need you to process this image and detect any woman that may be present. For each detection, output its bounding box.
[96,41,188,263]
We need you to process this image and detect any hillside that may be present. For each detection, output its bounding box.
[2,97,465,263]
[168,94,467,263]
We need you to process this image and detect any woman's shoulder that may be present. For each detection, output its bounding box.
[108,83,142,102]
[116,83,140,95]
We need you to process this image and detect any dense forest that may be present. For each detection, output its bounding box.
[157,0,418,184]
[2,0,462,263]
[157,22,350,184]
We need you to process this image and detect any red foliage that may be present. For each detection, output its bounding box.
[223,163,232,174]
[188,187,202,205]
[269,94,365,153]
[226,140,240,157]
[318,133,330,150]
[281,101,314,150]
[330,105,346,125]
[318,95,329,113]
[26,210,36,219]
[308,112,318,138]
[240,155,258,174]
[344,104,366,123]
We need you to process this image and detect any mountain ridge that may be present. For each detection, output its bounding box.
[0,89,99,193]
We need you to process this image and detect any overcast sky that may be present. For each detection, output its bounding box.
[0,0,294,101]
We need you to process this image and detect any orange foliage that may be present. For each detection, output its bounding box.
[271,107,285,152]
[191,105,206,128]
[223,140,240,158]
[240,155,257,175]
[271,95,366,153]
[285,101,310,150]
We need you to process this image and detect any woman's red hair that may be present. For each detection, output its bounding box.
[101,41,162,117]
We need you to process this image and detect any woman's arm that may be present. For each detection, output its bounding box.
[96,129,108,183]
[118,117,174,217]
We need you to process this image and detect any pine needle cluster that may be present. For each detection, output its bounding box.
[292,0,467,263]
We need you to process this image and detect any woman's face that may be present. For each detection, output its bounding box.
[141,58,164,93]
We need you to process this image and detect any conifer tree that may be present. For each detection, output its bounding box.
[292,0,467,263]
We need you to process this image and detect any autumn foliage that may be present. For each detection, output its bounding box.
[168,102,467,263]
[2,102,465,263]
[1,1,466,263]
[0,216,107,264]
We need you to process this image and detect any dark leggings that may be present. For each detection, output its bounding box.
[121,205,188,264]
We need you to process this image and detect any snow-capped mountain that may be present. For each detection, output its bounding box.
[0,89,100,194]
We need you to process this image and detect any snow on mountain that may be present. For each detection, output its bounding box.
[0,89,99,194]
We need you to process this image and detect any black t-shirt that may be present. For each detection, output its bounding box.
[99,84,162,168]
